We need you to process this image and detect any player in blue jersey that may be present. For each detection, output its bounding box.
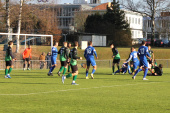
[132,41,151,80]
[124,47,139,75]
[47,42,58,76]
[114,62,131,75]
[84,41,98,79]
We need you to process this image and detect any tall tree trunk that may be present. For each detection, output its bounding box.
[151,0,155,46]
[6,0,10,42]
[16,0,23,53]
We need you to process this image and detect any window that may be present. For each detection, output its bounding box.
[132,18,134,24]
[138,18,140,25]
[135,18,137,24]
[129,17,131,24]
[132,31,134,38]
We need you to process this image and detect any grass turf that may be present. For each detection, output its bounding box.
[0,68,170,113]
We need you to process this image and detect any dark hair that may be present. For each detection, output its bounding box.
[53,42,58,46]
[159,64,163,68]
[110,43,114,46]
[88,41,92,46]
[74,41,78,47]
[142,41,146,45]
[8,41,13,45]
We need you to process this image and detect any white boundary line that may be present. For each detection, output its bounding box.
[0,82,160,96]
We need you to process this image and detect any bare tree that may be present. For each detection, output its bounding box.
[120,0,170,45]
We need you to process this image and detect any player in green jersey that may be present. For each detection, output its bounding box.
[62,41,82,85]
[67,42,72,72]
[58,42,69,76]
[110,44,120,75]
[5,41,16,78]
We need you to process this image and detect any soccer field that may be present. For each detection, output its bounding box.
[0,68,169,113]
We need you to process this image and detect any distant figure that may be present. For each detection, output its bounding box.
[67,42,72,72]
[110,44,121,75]
[148,64,163,76]
[46,52,51,69]
[84,41,98,79]
[132,41,151,80]
[22,45,32,70]
[5,41,16,78]
[48,42,58,76]
[39,52,46,69]
[114,62,131,75]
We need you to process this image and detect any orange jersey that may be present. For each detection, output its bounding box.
[23,48,32,59]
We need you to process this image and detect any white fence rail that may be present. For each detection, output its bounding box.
[0,59,169,70]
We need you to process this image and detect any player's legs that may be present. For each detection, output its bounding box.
[86,60,91,79]
[5,61,12,78]
[27,58,31,70]
[90,59,96,79]
[68,63,71,72]
[143,61,149,80]
[23,59,27,70]
[116,59,120,70]
[48,57,56,76]
[112,59,115,74]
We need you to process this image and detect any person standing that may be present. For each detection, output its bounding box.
[84,41,98,79]
[5,41,16,78]
[48,42,58,76]
[62,41,82,85]
[46,52,51,69]
[58,42,69,76]
[39,52,46,69]
[22,45,32,70]
[132,41,151,80]
[110,44,120,75]
[67,42,72,72]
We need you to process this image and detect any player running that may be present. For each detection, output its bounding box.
[132,41,151,80]
[124,47,139,75]
[22,45,32,70]
[62,41,82,85]
[147,45,154,72]
[48,42,58,76]
[67,42,72,72]
[5,41,16,78]
[110,44,120,75]
[84,41,98,79]
[58,42,69,76]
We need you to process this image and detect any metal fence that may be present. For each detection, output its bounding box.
[0,59,169,70]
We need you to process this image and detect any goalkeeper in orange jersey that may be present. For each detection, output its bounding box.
[22,45,32,70]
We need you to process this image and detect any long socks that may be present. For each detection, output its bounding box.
[112,66,115,73]
[92,69,96,74]
[8,68,12,74]
[144,68,148,78]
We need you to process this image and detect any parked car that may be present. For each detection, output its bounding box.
[154,39,164,47]
[162,39,169,47]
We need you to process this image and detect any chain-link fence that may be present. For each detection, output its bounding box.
[0,59,169,70]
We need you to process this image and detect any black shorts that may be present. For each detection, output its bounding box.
[6,61,12,67]
[147,60,152,64]
[71,65,78,73]
[61,61,67,67]
[23,58,30,62]
[113,59,120,64]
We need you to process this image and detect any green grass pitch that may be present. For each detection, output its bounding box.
[0,68,170,113]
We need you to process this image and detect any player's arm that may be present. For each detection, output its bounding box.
[65,48,69,59]
[84,49,87,59]
[125,54,132,63]
[9,47,15,60]
[93,48,98,59]
[22,49,26,59]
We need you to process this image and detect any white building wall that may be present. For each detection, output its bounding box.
[125,12,143,39]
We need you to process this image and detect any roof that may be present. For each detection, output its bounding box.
[92,3,108,10]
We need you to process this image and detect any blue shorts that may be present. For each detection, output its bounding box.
[51,57,57,65]
[139,60,148,68]
[133,61,139,70]
[86,58,96,66]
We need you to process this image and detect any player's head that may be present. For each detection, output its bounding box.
[54,42,58,47]
[8,41,13,47]
[131,47,135,52]
[148,45,151,50]
[159,64,163,69]
[42,52,45,55]
[28,45,31,49]
[88,41,92,46]
[142,41,146,45]
[63,42,67,47]
[48,52,51,55]
[74,41,78,47]
[68,42,71,48]
[110,44,114,48]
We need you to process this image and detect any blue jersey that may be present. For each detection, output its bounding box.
[138,46,150,61]
[126,51,139,63]
[51,47,58,58]
[84,46,97,60]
